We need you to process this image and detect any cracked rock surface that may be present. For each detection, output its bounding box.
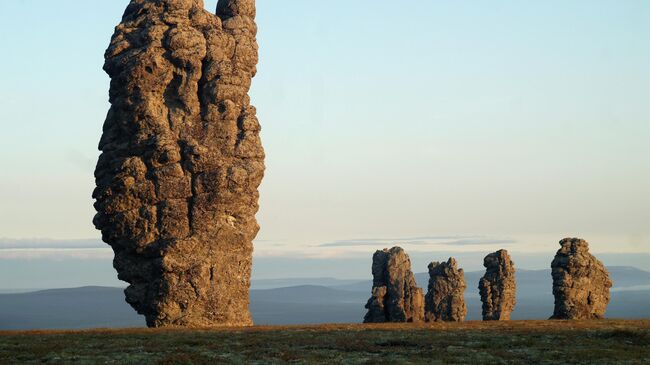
[364,247,425,323]
[93,0,263,327]
[425,258,467,322]
[550,238,612,320]
[479,250,516,321]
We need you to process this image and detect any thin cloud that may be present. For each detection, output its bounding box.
[435,238,517,246]
[0,238,105,250]
[0,248,113,260]
[318,236,516,248]
[318,236,470,247]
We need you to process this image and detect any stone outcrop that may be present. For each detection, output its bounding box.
[93,0,264,327]
[550,238,612,320]
[478,250,516,321]
[364,247,425,323]
[425,258,467,322]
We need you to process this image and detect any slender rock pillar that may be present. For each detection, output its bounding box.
[479,250,516,321]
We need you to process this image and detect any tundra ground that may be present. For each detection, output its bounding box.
[1,320,649,364]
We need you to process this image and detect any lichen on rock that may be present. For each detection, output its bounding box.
[93,0,263,327]
[425,258,467,322]
[363,247,425,323]
[479,249,516,321]
[550,238,612,320]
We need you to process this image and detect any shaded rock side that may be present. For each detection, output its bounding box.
[550,238,612,320]
[93,0,264,327]
[425,258,467,322]
[478,249,516,321]
[363,247,425,323]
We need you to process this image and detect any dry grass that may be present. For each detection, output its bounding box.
[1,320,649,364]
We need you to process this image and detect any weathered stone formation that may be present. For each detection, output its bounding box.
[93,0,264,327]
[550,238,612,320]
[364,247,425,323]
[478,250,516,321]
[425,258,467,322]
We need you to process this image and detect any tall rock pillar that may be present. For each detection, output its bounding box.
[425,258,467,322]
[478,250,516,321]
[93,0,264,327]
[364,247,425,323]
[550,238,612,320]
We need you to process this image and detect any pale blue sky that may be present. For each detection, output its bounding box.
[0,0,649,280]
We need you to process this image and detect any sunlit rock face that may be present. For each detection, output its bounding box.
[425,258,467,322]
[364,247,425,323]
[550,238,612,320]
[93,0,263,327]
[479,250,516,321]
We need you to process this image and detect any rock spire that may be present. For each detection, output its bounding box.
[364,247,425,323]
[478,250,516,321]
[93,0,264,327]
[550,238,612,320]
[425,258,467,322]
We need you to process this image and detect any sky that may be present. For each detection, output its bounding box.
[0,0,649,287]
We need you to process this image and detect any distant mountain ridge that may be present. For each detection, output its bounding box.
[1,266,649,330]
[251,278,361,290]
[291,266,650,294]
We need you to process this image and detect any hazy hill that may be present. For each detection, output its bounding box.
[1,266,649,330]
[333,266,650,296]
[0,287,142,329]
[251,278,361,290]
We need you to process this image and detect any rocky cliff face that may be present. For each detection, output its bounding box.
[550,238,612,320]
[479,250,516,321]
[364,247,425,323]
[425,258,467,322]
[93,0,263,327]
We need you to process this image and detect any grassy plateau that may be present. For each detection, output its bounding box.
[0,320,649,364]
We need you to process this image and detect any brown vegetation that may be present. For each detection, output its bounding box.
[2,320,649,364]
